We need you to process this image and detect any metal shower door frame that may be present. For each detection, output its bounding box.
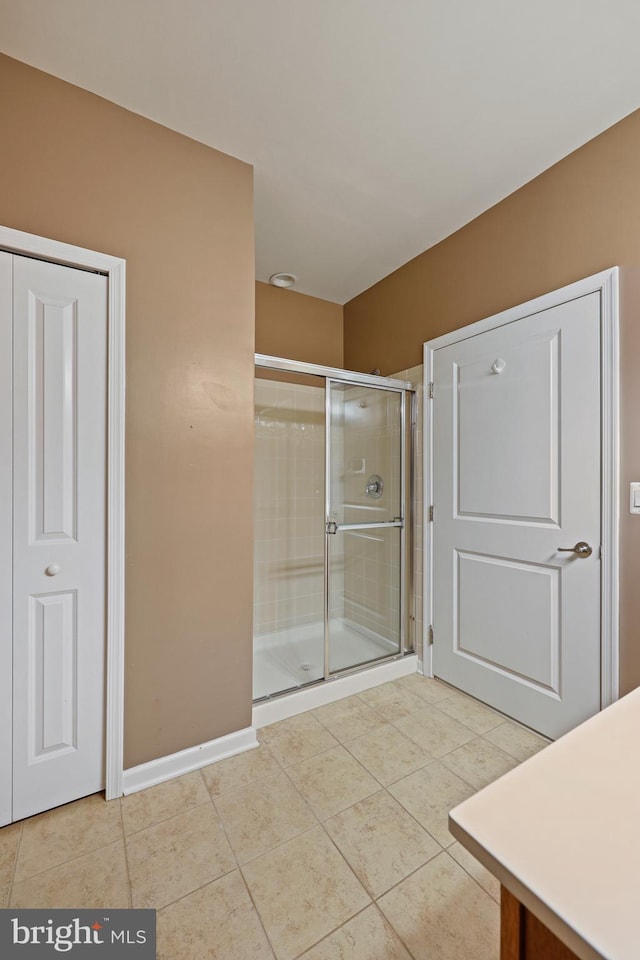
[254,353,415,692]
[324,377,413,681]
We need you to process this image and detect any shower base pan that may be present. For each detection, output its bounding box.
[253,618,402,702]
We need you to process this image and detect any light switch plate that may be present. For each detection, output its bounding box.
[630,482,640,514]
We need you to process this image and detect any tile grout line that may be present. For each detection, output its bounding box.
[210,756,323,871]
[307,819,376,949]
[380,781,450,850]
[384,701,526,782]
[372,846,500,953]
[370,899,423,960]
[277,761,324,830]
[286,745,382,823]
[9,835,127,895]
[386,717,485,769]
[303,779,451,960]
[205,764,289,803]
[261,699,510,956]
[212,740,379,957]
[203,769,244,879]
[125,781,238,914]
[340,738,424,792]
[289,902,374,960]
[319,781,443,900]
[115,796,134,909]
[311,698,388,737]
[276,738,349,773]
[201,767,282,960]
[298,728,395,793]
[153,870,279,960]
[122,796,217,841]
[371,846,450,903]
[237,825,324,960]
[210,780,267,879]
[259,720,339,766]
[446,847,501,905]
[6,820,24,907]
[8,796,128,888]
[235,864,280,960]
[130,803,236,913]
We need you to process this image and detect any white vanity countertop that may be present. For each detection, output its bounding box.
[449,688,640,960]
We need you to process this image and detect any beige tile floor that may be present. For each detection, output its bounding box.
[0,675,549,959]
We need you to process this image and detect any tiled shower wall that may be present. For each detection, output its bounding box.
[253,378,325,637]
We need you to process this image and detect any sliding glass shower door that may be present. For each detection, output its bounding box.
[253,370,327,699]
[326,382,405,674]
[253,355,413,701]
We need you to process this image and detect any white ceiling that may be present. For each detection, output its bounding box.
[2,1,640,304]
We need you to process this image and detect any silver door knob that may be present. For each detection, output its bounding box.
[45,562,62,576]
[557,541,592,558]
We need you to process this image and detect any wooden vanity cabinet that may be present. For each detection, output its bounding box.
[501,887,581,960]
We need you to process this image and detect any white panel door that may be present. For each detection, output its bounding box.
[8,254,107,822]
[432,292,601,739]
[0,253,13,826]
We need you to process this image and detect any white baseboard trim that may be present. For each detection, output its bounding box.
[253,654,418,728]
[122,726,258,796]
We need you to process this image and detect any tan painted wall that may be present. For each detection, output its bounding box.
[256,281,343,367]
[0,54,255,768]
[344,107,640,695]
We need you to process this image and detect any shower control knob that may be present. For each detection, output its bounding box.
[365,474,384,498]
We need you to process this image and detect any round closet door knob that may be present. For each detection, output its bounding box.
[45,563,62,577]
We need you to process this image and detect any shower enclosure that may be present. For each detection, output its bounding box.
[253,354,414,701]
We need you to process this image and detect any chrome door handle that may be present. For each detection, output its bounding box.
[557,541,593,558]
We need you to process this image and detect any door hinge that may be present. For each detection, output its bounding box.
[428,381,434,399]
[428,625,434,646]
[428,505,434,522]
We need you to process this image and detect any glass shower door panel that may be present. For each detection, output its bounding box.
[328,383,402,526]
[328,526,402,673]
[327,380,405,675]
[253,372,326,699]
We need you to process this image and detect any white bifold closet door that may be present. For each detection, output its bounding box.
[0,251,108,825]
